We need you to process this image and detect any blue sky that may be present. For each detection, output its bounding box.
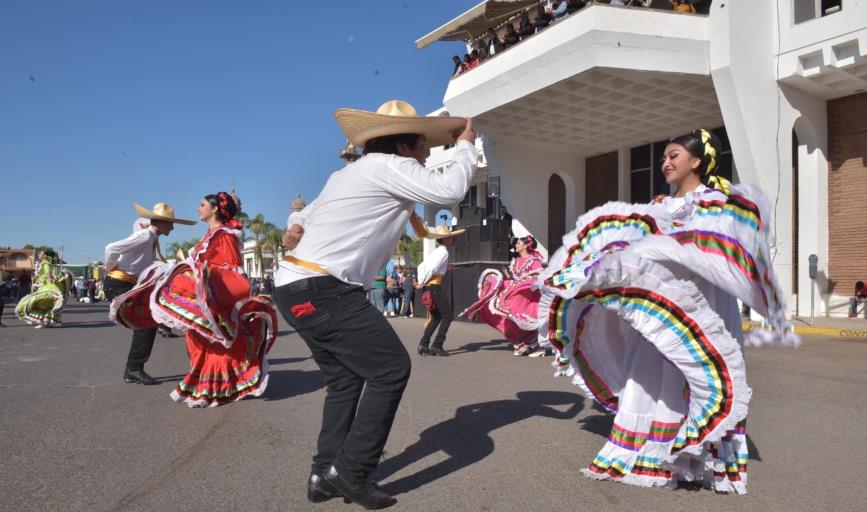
[0,0,470,263]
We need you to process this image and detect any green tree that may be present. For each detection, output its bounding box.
[397,234,423,267]
[263,223,284,270]
[167,238,199,260]
[245,213,269,276]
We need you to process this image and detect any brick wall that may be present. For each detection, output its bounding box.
[827,91,867,295]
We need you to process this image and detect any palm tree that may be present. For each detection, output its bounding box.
[245,213,268,277]
[167,238,199,260]
[397,234,423,267]
[263,224,284,270]
[235,211,250,239]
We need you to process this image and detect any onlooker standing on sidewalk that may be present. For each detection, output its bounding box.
[849,280,867,318]
[369,265,387,313]
[400,267,415,318]
[0,277,13,327]
[385,269,399,317]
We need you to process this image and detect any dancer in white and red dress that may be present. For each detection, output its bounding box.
[536,129,799,494]
[110,192,277,407]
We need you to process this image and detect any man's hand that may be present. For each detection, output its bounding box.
[414,283,423,290]
[283,224,304,250]
[455,117,476,144]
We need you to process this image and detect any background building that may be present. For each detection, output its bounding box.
[419,0,864,317]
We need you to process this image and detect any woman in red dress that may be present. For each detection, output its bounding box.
[110,191,277,407]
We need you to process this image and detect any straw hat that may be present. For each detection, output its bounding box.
[424,224,466,240]
[334,100,467,147]
[132,203,196,225]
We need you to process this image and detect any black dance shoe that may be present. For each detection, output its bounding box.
[417,344,432,356]
[307,472,341,503]
[123,368,158,385]
[429,346,450,357]
[324,466,396,510]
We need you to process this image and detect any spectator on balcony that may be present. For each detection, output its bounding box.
[468,49,481,68]
[534,4,553,31]
[552,0,568,19]
[518,12,535,40]
[849,280,867,319]
[486,27,505,56]
[669,0,697,13]
[452,55,463,77]
[566,0,587,15]
[503,23,519,48]
[474,41,489,61]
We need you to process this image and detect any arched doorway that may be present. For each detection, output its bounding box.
[548,174,566,253]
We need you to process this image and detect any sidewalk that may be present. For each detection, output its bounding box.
[742,315,867,339]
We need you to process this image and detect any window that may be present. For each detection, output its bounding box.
[629,126,736,202]
[460,185,479,207]
[630,142,670,202]
[794,0,841,24]
[630,144,652,202]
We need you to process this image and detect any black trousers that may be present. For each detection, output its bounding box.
[419,284,453,349]
[103,276,157,371]
[274,276,411,484]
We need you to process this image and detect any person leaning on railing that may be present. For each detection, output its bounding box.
[566,0,587,15]
[518,11,535,40]
[534,4,553,31]
[670,0,697,13]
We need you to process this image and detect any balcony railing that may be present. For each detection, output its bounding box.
[449,0,709,80]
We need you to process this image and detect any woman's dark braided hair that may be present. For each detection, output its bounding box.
[670,128,730,193]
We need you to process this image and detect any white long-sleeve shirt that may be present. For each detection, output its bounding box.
[417,245,449,286]
[275,139,478,288]
[104,226,158,277]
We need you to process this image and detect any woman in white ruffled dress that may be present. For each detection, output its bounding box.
[537,129,798,494]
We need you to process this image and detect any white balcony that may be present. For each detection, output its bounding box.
[438,4,719,154]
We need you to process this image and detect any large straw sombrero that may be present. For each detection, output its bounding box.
[424,224,466,240]
[133,203,196,225]
[334,100,467,148]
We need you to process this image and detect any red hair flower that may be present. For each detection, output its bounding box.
[290,301,317,318]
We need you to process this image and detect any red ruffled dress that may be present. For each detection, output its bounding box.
[109,225,277,408]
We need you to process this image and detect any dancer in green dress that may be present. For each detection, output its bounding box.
[16,249,69,328]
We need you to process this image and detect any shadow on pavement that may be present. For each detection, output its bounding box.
[447,339,512,355]
[268,357,311,366]
[374,390,584,495]
[262,369,323,401]
[61,321,116,328]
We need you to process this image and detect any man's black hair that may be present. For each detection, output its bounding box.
[363,133,423,156]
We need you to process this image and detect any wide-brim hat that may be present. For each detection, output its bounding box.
[133,203,196,225]
[424,224,466,240]
[334,100,467,148]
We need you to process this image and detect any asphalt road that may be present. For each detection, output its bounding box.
[1,302,865,512]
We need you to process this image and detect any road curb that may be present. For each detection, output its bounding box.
[742,321,867,340]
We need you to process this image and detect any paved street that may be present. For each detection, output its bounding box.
[1,302,866,512]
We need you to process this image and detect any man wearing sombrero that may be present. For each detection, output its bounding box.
[103,203,195,385]
[416,224,465,356]
[273,100,476,509]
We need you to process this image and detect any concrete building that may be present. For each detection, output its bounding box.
[419,0,865,317]
[241,193,307,279]
[0,248,35,277]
